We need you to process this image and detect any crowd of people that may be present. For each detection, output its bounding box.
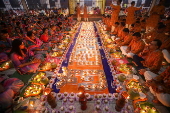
[0,0,170,111]
[0,10,76,111]
[102,0,170,107]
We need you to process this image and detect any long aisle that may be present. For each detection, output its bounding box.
[53,22,115,94]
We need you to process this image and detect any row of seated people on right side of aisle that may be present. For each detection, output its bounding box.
[109,26,170,107]
[110,21,170,65]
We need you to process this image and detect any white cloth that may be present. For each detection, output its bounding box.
[144,71,170,107]
[120,46,128,55]
[144,71,158,81]
[120,46,135,58]
[162,49,170,63]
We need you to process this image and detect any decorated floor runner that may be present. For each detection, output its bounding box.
[52,22,116,94]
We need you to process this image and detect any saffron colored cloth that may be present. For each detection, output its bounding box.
[110,4,121,25]
[126,6,142,25]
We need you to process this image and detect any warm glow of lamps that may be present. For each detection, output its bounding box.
[43,88,52,95]
[122,91,129,99]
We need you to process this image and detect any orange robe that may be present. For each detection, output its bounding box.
[141,22,146,30]
[154,66,170,94]
[143,50,163,73]
[133,25,142,33]
[128,39,145,54]
[119,34,132,46]
[106,21,112,31]
[110,4,121,25]
[84,6,88,18]
[126,6,141,25]
[146,5,165,28]
[145,31,167,43]
[76,6,81,17]
[164,20,170,32]
[117,26,125,38]
[161,37,170,50]
[112,26,119,35]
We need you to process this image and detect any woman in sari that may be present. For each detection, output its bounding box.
[10,39,41,74]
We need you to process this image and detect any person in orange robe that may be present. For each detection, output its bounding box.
[120,32,145,58]
[126,1,142,28]
[117,22,126,38]
[144,24,167,44]
[133,39,163,74]
[106,16,112,31]
[84,4,88,21]
[110,0,122,26]
[141,19,146,32]
[133,21,142,33]
[146,0,165,33]
[116,28,132,47]
[113,22,126,42]
[75,3,81,21]
[144,66,170,107]
[110,22,120,35]
[164,17,170,33]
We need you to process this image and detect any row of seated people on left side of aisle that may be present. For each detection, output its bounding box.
[0,14,76,75]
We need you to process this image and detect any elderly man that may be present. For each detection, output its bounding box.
[120,32,145,58]
[133,39,163,74]
[145,66,170,107]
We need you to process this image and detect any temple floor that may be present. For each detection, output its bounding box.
[1,21,169,113]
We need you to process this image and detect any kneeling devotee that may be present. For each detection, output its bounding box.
[144,66,170,107]
[133,39,163,74]
[120,32,145,58]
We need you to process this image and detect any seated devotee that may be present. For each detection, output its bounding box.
[141,19,146,32]
[0,30,12,51]
[7,24,14,38]
[129,24,135,33]
[12,27,24,39]
[164,17,170,34]
[40,28,49,43]
[131,21,142,33]
[145,0,165,33]
[0,76,24,112]
[10,39,41,74]
[120,32,145,58]
[115,28,132,47]
[117,22,126,38]
[25,31,48,55]
[144,24,167,44]
[133,39,163,74]
[110,22,119,35]
[35,21,44,30]
[144,66,170,107]
[105,15,112,31]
